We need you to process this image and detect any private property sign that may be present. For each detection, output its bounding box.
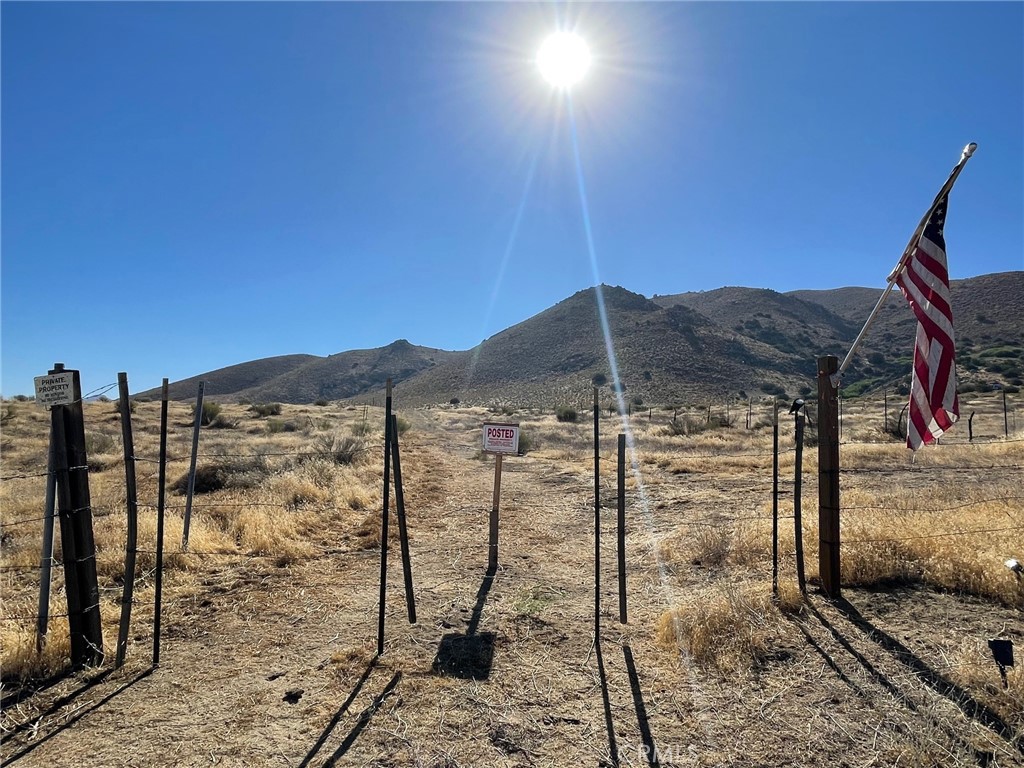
[482,422,520,455]
[34,372,74,408]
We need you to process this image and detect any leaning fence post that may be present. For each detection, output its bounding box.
[153,379,169,665]
[36,435,57,653]
[182,381,205,550]
[817,356,841,599]
[377,378,393,656]
[115,372,139,668]
[389,414,416,624]
[794,412,807,594]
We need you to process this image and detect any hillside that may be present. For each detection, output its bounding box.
[144,272,1022,406]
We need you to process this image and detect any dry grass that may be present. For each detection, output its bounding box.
[0,398,383,680]
[656,582,793,673]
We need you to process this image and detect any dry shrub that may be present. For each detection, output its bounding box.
[0,608,72,681]
[657,583,789,672]
[231,506,311,563]
[947,637,1024,728]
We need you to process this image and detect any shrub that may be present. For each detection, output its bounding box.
[266,419,298,434]
[351,420,374,436]
[592,373,608,387]
[315,434,367,465]
[449,397,461,405]
[209,414,237,429]
[172,456,269,494]
[517,432,535,455]
[394,416,411,435]
[194,401,222,426]
[555,406,578,423]
[250,403,282,417]
[314,398,330,407]
[85,431,117,455]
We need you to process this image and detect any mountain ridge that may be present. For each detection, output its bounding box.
[139,272,1023,405]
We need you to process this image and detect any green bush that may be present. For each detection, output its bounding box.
[394,416,411,435]
[315,434,367,465]
[449,397,460,405]
[193,401,221,426]
[314,398,330,407]
[209,414,237,429]
[351,420,374,436]
[555,406,578,423]
[592,373,608,387]
[250,403,282,417]
[517,432,536,455]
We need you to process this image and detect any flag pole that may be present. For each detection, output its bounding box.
[833,142,977,384]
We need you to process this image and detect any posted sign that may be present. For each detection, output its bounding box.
[482,422,520,455]
[34,372,75,409]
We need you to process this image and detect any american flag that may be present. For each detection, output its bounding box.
[894,194,959,450]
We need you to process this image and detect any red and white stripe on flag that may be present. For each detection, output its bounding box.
[894,194,959,450]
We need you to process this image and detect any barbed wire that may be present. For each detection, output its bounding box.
[842,496,1024,514]
[845,524,1023,544]
[841,463,1022,474]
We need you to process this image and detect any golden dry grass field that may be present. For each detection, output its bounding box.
[1,391,1022,767]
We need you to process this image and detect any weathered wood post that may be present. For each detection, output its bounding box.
[968,411,975,443]
[817,356,841,599]
[1003,388,1009,438]
[48,364,104,666]
[489,453,502,572]
[115,372,139,667]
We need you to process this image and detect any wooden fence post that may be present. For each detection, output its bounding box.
[794,412,807,594]
[968,411,975,443]
[51,364,104,666]
[115,372,139,668]
[1003,389,1009,438]
[390,414,416,623]
[817,356,841,599]
[489,453,502,572]
[182,381,205,550]
[153,379,169,665]
[617,434,627,624]
[377,379,393,656]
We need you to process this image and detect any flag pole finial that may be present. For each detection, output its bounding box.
[963,142,977,158]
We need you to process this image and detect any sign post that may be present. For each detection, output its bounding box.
[482,422,519,571]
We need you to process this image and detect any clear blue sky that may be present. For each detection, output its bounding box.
[3,2,1022,397]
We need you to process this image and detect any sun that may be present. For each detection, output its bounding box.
[537,31,591,90]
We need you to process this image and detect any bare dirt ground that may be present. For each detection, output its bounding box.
[2,406,1022,767]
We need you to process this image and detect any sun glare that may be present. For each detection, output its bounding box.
[537,31,591,89]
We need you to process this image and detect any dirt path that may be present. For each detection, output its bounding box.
[3,411,1022,767]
